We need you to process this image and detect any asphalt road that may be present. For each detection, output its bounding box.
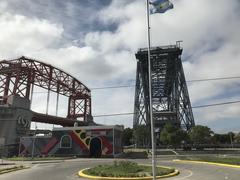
[1,157,240,180]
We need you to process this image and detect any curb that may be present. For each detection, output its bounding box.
[0,163,16,166]
[31,160,64,164]
[173,159,240,169]
[0,166,30,175]
[78,165,179,180]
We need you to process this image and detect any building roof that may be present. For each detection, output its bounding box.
[53,125,124,132]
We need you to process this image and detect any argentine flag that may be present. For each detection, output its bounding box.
[150,0,173,14]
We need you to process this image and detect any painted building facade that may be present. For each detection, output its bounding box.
[19,125,123,157]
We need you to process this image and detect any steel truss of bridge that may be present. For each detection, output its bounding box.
[0,56,92,124]
[133,45,195,132]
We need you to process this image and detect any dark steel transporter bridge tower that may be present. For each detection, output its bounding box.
[133,45,195,134]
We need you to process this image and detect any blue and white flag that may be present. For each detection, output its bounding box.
[149,0,173,14]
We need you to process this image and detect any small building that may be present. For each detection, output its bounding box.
[19,125,123,157]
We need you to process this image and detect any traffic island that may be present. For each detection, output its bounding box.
[78,161,179,179]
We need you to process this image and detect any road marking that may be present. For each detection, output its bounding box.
[173,159,240,169]
[170,150,179,155]
[175,169,193,180]
[225,173,229,180]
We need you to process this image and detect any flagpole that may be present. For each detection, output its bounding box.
[146,0,156,179]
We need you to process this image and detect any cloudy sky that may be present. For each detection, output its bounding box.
[0,0,240,133]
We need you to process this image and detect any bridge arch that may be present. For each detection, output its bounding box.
[0,56,92,124]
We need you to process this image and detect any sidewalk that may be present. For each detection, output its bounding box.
[0,158,65,175]
[1,158,64,166]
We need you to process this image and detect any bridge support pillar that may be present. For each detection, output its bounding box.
[0,95,32,156]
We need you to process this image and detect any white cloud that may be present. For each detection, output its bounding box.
[0,13,63,58]
[0,1,7,11]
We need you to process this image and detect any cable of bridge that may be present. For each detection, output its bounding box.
[32,75,240,92]
[92,100,240,118]
[30,75,240,118]
[90,76,240,90]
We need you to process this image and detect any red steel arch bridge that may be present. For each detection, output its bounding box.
[0,56,93,126]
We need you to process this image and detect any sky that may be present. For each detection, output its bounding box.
[0,0,240,133]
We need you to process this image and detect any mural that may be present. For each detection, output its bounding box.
[19,126,123,157]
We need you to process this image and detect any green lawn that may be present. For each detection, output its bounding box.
[84,161,174,177]
[179,156,240,165]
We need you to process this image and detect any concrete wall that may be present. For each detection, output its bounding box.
[7,95,30,109]
[0,95,32,156]
[0,107,32,144]
[19,136,52,156]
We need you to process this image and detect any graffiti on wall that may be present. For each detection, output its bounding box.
[19,128,121,157]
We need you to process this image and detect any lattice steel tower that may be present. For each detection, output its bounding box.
[133,44,195,133]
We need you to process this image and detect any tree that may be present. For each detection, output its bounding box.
[211,132,235,146]
[133,125,150,147]
[160,123,177,145]
[122,128,133,146]
[176,129,190,144]
[212,134,230,144]
[189,125,213,144]
[234,132,240,143]
[160,123,189,147]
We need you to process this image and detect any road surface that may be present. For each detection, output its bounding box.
[1,158,240,180]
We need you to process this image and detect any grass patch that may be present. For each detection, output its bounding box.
[121,149,149,159]
[179,156,240,165]
[84,161,174,177]
[7,157,65,161]
[120,151,148,159]
[124,148,149,153]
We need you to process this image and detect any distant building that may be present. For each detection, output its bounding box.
[19,125,123,157]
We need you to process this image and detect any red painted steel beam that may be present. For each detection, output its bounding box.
[32,112,88,127]
[0,56,92,122]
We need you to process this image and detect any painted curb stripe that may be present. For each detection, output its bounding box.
[78,166,179,180]
[173,159,240,169]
